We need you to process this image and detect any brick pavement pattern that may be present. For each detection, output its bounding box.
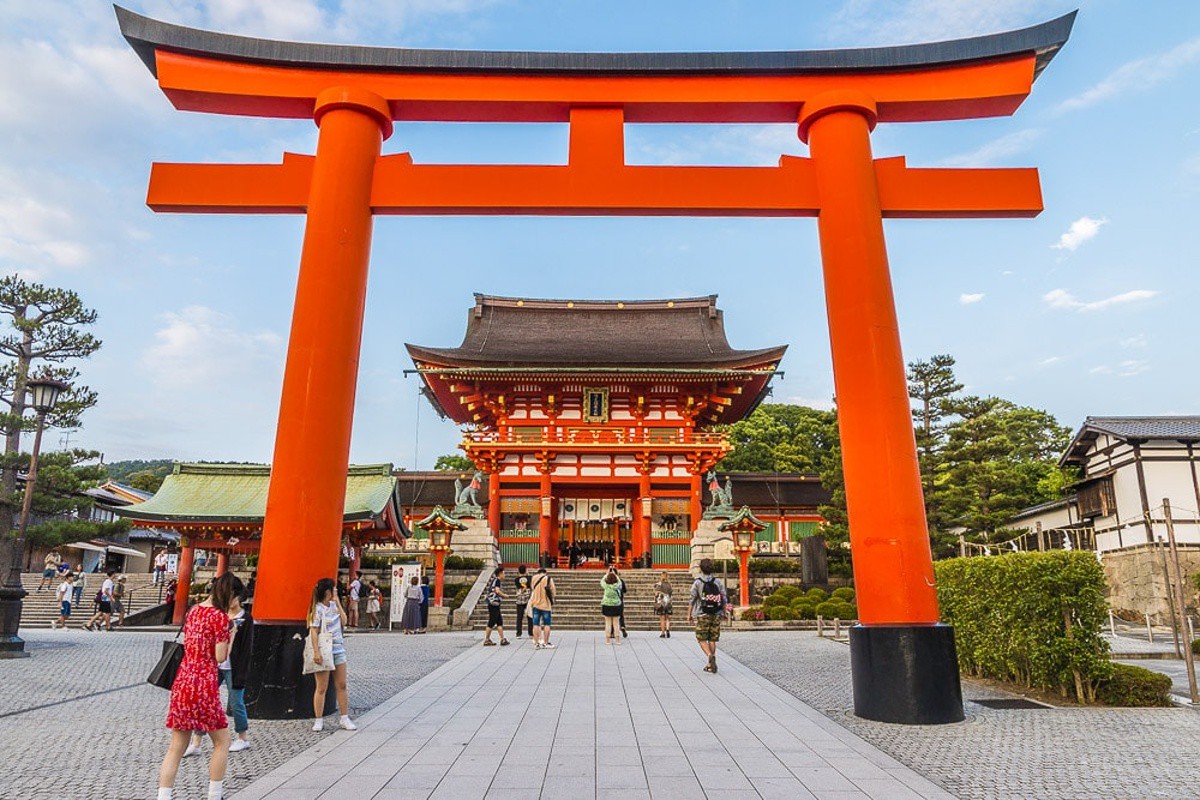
[235,631,953,800]
[722,632,1200,800]
[0,629,475,799]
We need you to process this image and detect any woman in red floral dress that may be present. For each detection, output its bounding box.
[156,573,243,800]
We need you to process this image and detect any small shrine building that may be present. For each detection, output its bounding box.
[408,294,825,568]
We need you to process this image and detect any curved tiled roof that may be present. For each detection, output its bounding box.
[116,6,1074,80]
[407,295,786,369]
[115,463,401,525]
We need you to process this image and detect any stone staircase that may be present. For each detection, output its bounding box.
[17,572,165,629]
[469,569,699,631]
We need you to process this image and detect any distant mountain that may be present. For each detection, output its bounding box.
[104,459,175,484]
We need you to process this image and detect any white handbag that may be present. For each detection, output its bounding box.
[302,630,334,674]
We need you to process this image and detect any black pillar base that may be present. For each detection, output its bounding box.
[849,623,964,725]
[243,623,336,720]
[0,585,30,659]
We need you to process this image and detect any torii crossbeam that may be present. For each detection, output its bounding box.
[117,6,1075,724]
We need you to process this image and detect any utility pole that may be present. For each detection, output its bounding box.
[1163,500,1198,704]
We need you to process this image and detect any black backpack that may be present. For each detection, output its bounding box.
[698,577,724,615]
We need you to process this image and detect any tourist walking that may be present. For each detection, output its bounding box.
[85,569,117,631]
[365,580,383,630]
[154,549,169,585]
[601,569,623,645]
[400,575,423,633]
[482,567,509,646]
[308,577,356,732]
[112,575,128,627]
[419,575,430,632]
[687,558,729,673]
[529,567,555,649]
[156,572,241,800]
[655,572,673,638]
[52,573,75,629]
[37,548,62,591]
[71,564,85,607]
[513,565,532,639]
[347,571,363,628]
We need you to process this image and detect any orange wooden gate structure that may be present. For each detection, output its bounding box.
[117,7,1074,723]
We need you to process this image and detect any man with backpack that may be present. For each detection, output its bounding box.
[84,569,117,632]
[687,558,730,674]
[482,567,509,646]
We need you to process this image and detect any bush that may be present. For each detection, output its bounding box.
[1096,663,1173,707]
[762,593,789,608]
[773,585,803,602]
[806,588,828,603]
[936,551,1111,704]
[748,558,803,574]
[831,587,855,602]
[814,600,844,619]
[766,605,798,621]
[1192,638,1200,656]
[833,601,857,620]
[791,601,816,620]
[444,555,484,570]
[740,606,765,621]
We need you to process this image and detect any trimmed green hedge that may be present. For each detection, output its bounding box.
[936,551,1111,703]
[1096,664,1173,707]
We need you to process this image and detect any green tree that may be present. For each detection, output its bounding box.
[907,354,963,531]
[719,404,839,473]
[104,459,174,484]
[434,453,475,472]
[21,449,129,555]
[125,470,165,493]
[816,424,852,577]
[935,396,1072,547]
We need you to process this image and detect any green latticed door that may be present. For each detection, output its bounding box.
[789,521,819,541]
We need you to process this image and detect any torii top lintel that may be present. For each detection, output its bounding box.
[116,6,1074,218]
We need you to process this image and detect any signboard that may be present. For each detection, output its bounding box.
[166,553,179,575]
[389,562,422,628]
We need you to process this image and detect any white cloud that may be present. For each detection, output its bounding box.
[828,0,1041,46]
[1043,288,1158,313]
[959,293,984,305]
[1052,216,1107,252]
[937,129,1041,167]
[1038,356,1061,367]
[783,395,836,411]
[141,306,283,391]
[1120,334,1147,349]
[1058,37,1200,113]
[1089,360,1150,378]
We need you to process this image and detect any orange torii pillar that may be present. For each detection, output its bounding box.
[801,93,959,723]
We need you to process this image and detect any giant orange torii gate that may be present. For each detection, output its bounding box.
[117,7,1074,723]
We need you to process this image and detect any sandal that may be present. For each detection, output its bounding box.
[500,639,510,646]
[483,640,496,646]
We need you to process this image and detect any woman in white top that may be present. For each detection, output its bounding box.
[308,578,355,732]
[399,576,423,633]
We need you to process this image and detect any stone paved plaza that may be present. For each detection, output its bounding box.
[723,632,1200,800]
[4,628,1200,799]
[0,629,475,799]
[236,630,951,800]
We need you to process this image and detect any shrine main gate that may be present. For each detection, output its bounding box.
[117,7,1075,723]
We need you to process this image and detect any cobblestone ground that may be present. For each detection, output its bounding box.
[722,632,1200,800]
[0,629,475,800]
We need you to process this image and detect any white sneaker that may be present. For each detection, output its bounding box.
[534,642,544,650]
[339,717,357,731]
[312,719,324,732]
[542,642,556,649]
[228,738,250,752]
[182,743,200,758]
[49,621,57,629]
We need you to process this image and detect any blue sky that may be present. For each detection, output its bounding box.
[2,1,1198,468]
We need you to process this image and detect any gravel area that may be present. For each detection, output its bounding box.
[722,631,1200,800]
[0,628,475,799]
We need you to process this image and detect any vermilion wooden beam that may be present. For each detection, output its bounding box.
[147,154,1041,218]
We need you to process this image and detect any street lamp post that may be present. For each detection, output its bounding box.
[719,506,768,609]
[418,506,465,608]
[0,376,69,659]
